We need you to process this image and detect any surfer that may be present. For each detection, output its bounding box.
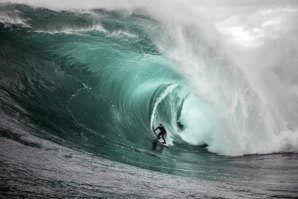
[153,124,167,144]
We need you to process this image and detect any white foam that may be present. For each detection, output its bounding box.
[34,24,137,38]
[0,10,29,27]
[35,24,107,35]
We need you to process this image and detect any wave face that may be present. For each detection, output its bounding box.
[1,0,298,174]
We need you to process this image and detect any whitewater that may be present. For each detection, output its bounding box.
[0,0,298,198]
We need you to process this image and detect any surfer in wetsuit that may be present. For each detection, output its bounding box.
[154,124,167,144]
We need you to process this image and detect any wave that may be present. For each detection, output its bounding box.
[0,0,297,171]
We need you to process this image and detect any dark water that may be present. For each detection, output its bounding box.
[1,3,298,198]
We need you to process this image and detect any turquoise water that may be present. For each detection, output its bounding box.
[1,3,298,198]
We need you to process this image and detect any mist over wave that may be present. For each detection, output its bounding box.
[1,0,298,158]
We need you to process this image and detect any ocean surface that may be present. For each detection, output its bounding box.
[1,1,298,198]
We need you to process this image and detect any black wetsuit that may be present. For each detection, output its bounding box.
[154,125,167,144]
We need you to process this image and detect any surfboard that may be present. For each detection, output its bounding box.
[152,139,168,150]
[157,138,168,147]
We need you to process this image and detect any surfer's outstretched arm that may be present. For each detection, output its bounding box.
[153,127,159,134]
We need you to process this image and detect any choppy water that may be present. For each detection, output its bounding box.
[1,1,298,198]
